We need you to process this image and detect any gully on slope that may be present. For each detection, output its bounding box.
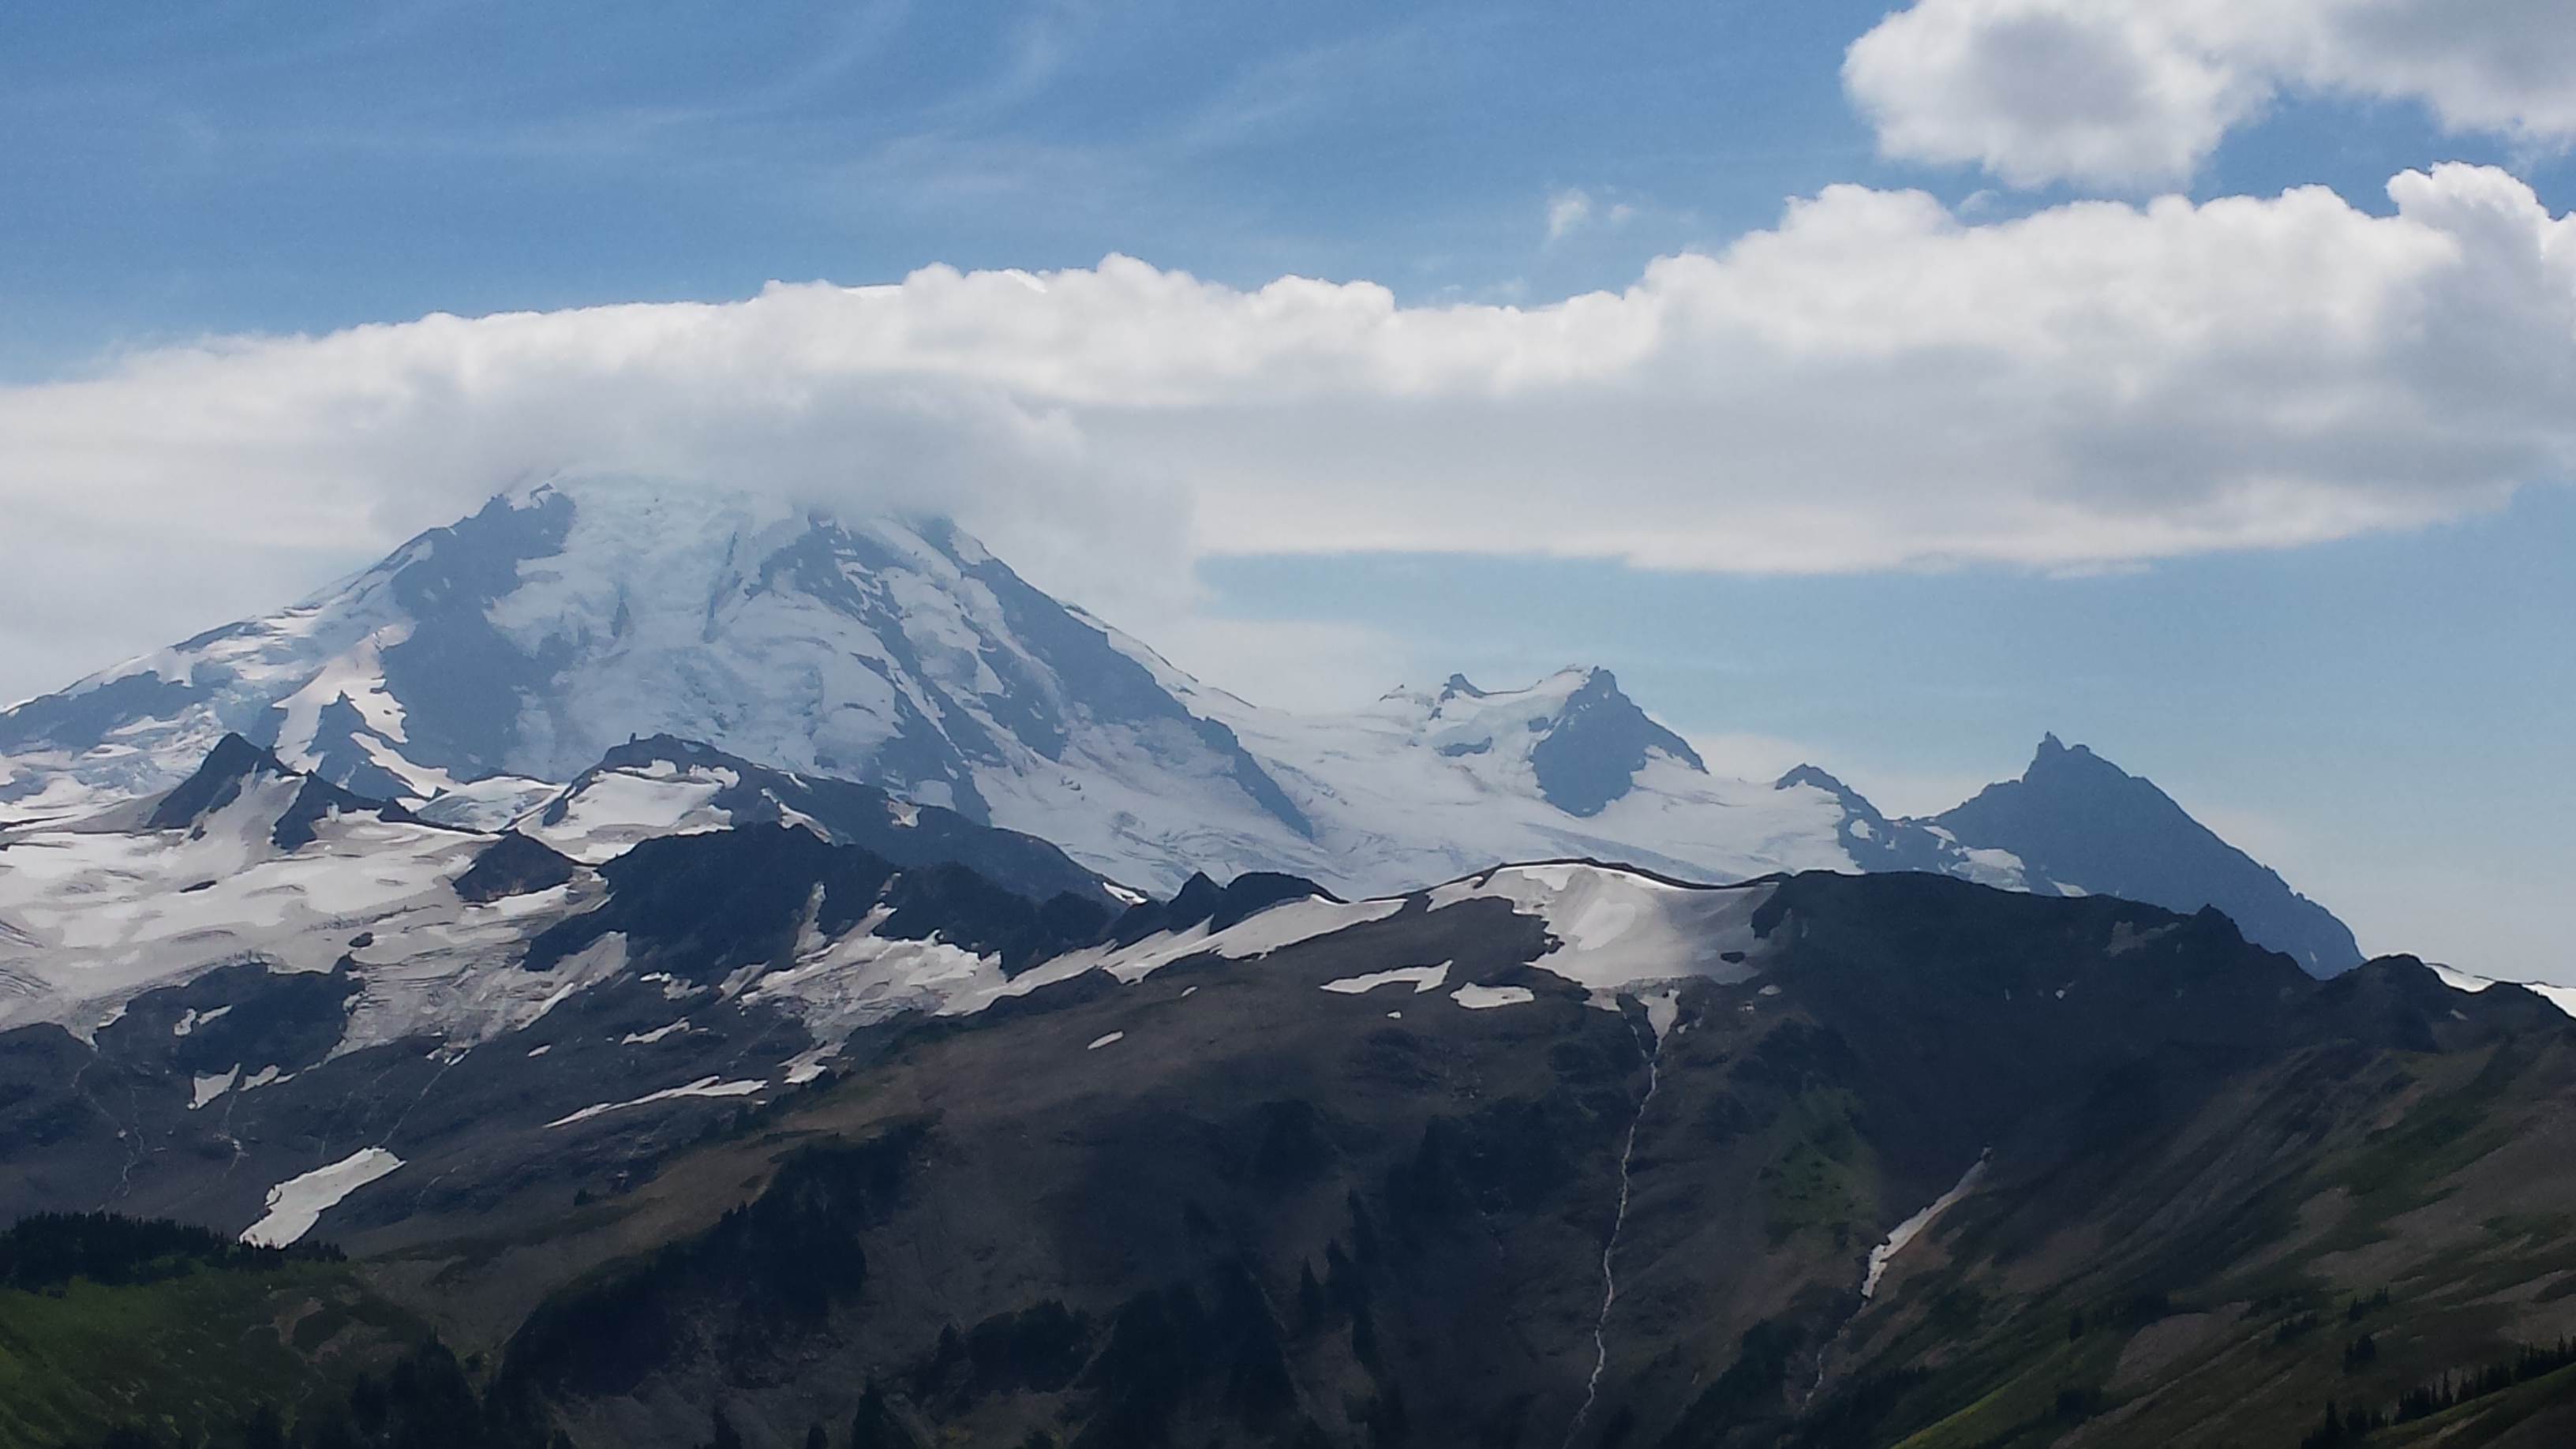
[1564,990,1679,1447]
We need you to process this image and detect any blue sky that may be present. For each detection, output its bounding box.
[5,1,2576,977]
[9,1,2568,369]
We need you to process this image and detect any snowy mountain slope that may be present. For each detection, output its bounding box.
[0,732,668,1059]
[0,732,1122,1061]
[1166,666,2020,896]
[0,481,1312,892]
[0,478,2360,966]
[0,480,1911,897]
[9,760,1808,1252]
[0,739,1166,1245]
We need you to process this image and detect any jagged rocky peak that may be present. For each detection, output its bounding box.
[1106,869,1337,945]
[146,732,414,852]
[144,733,300,833]
[1773,762,2029,884]
[1934,734,2364,977]
[1387,665,1706,817]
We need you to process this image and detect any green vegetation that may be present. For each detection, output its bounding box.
[1788,1032,2576,1449]
[0,1214,341,1293]
[0,1211,565,1449]
[0,1250,388,1447]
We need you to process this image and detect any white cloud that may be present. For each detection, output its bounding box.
[1147,616,1409,712]
[1547,189,1594,241]
[3,164,2574,704]
[1846,0,2576,189]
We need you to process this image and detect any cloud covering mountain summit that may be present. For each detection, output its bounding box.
[4,164,2574,704]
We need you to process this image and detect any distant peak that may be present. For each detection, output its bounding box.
[1559,666,1621,702]
[1528,668,1705,814]
[145,734,296,832]
[1774,762,1851,796]
[144,733,412,849]
[201,732,286,781]
[2027,735,2118,781]
[1440,673,1487,699]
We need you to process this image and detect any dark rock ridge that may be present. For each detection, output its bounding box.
[4,843,2570,1447]
[1773,763,1973,874]
[454,832,581,904]
[144,732,417,849]
[1934,735,2364,976]
[0,671,198,766]
[414,873,2576,1444]
[549,736,1118,908]
[1105,870,1335,945]
[522,826,1118,982]
[354,486,583,785]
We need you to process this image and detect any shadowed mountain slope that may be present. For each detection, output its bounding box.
[1933,736,2364,976]
[15,859,2554,1449]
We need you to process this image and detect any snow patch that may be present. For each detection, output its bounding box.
[240,1147,404,1247]
[524,769,736,864]
[1428,863,1773,993]
[1087,1032,1124,1050]
[1322,964,1450,996]
[1451,983,1535,1009]
[781,1040,841,1084]
[1068,895,1409,987]
[1862,1152,1988,1301]
[548,1075,765,1129]
[1641,988,1681,1039]
[189,1067,238,1110]
[2427,962,2576,1021]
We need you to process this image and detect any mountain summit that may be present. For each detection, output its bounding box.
[0,482,1312,889]
[1931,735,2363,975]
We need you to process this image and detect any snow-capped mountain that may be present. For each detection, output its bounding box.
[0,477,2355,969]
[0,479,1920,897]
[0,481,1327,890]
[1185,668,2015,895]
[0,728,1166,1240]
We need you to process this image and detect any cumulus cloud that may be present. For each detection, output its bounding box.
[4,163,2574,702]
[1846,0,2576,189]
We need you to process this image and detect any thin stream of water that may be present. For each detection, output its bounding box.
[1562,996,1675,1448]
